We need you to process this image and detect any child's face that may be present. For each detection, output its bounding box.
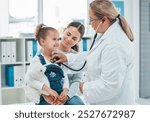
[43,31,59,52]
[61,26,81,48]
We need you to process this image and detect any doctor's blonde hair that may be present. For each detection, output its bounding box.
[90,0,134,41]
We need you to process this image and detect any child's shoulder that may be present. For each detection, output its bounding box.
[30,55,40,63]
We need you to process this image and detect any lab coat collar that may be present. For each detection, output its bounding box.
[88,20,120,54]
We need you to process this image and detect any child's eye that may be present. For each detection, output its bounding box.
[53,38,57,41]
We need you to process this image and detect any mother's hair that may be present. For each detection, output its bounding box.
[66,21,85,52]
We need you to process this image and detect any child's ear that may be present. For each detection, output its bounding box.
[40,38,45,46]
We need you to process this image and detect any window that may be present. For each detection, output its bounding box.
[9,0,38,34]
[8,0,88,35]
[43,0,87,35]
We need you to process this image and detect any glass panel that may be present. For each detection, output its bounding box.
[43,0,87,35]
[9,0,38,35]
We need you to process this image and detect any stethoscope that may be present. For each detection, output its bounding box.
[51,33,98,71]
[52,21,102,71]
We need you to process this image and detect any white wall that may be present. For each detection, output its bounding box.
[0,0,9,37]
[125,0,140,101]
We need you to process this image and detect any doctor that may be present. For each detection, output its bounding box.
[53,0,135,105]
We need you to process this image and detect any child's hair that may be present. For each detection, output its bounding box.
[34,24,58,45]
[67,22,85,52]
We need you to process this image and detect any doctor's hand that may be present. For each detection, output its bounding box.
[52,53,67,63]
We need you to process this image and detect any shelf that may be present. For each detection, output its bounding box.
[2,88,26,105]
[83,36,92,39]
[0,62,25,65]
[25,62,30,64]
[0,37,36,105]
[2,86,24,90]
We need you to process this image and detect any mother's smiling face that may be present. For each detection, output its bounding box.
[61,26,81,48]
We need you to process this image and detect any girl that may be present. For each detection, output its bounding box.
[25,24,69,105]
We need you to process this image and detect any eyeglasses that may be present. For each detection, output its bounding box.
[89,18,99,23]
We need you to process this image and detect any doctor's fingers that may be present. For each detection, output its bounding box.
[52,53,67,63]
[55,58,66,64]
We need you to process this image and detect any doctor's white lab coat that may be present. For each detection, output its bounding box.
[67,20,135,105]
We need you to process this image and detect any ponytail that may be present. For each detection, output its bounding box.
[118,16,134,41]
[34,24,58,45]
